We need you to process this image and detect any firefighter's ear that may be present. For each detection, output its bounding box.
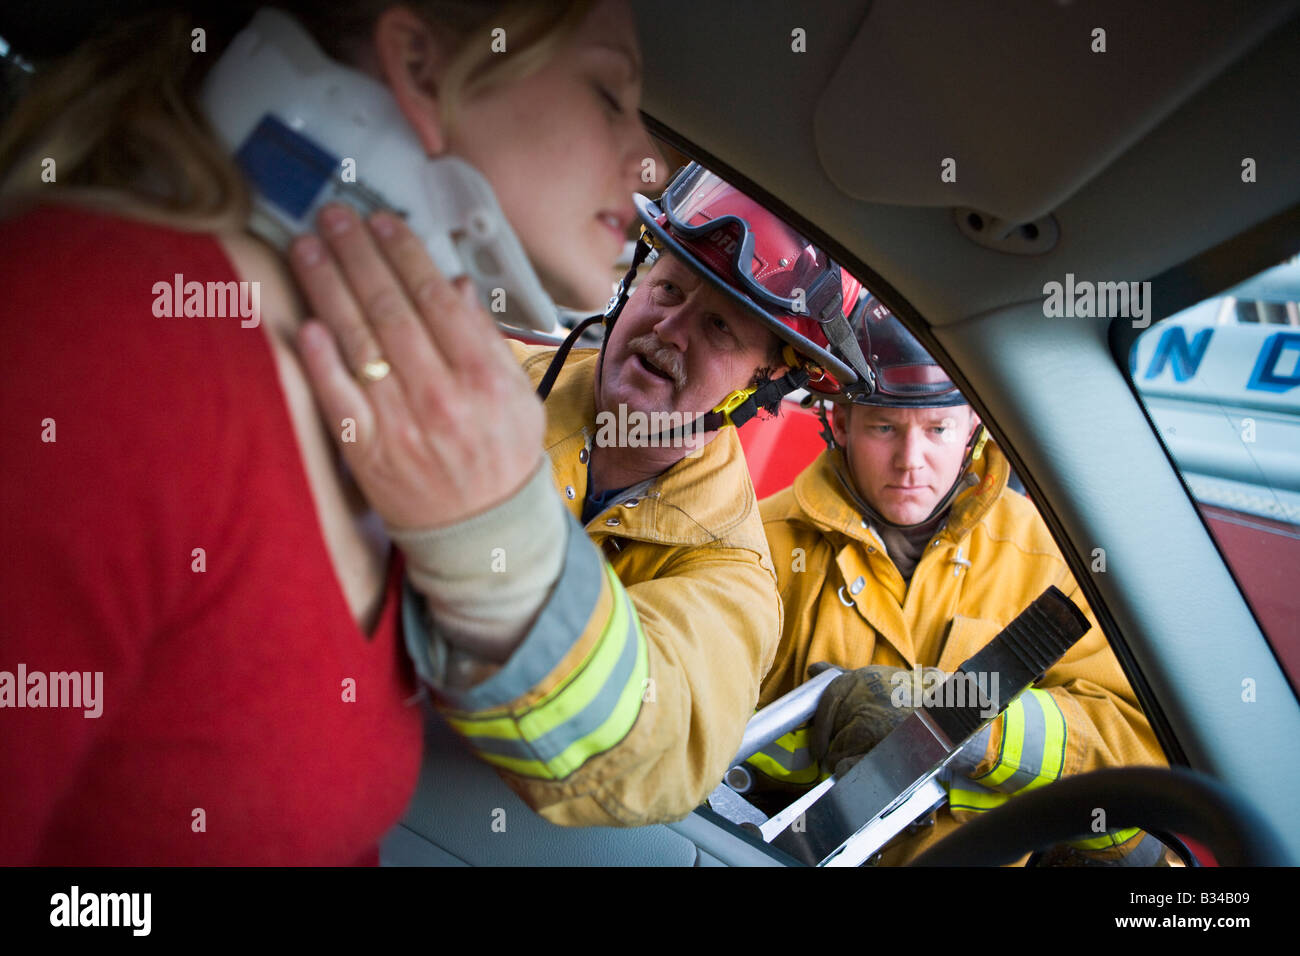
[829,402,851,447]
[966,406,982,441]
[762,343,792,382]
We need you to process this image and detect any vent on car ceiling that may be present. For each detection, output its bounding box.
[954,207,1059,255]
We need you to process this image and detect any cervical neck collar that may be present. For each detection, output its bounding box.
[200,7,560,333]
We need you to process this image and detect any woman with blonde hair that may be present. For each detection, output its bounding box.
[0,0,659,864]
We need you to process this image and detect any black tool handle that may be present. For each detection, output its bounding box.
[924,585,1091,743]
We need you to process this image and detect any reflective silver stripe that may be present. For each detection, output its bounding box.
[990,690,1048,794]
[461,586,644,766]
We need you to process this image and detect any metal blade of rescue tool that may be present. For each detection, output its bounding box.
[823,776,947,867]
[769,585,1091,866]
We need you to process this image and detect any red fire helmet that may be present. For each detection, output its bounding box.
[634,163,868,393]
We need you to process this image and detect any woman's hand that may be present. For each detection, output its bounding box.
[289,203,547,531]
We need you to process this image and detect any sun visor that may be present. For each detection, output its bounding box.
[813,0,1298,224]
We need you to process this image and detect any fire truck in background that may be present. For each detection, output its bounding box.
[1128,257,1300,683]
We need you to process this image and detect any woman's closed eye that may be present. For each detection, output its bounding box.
[593,82,624,115]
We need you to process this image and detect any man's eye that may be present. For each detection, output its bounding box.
[873,425,894,435]
[708,315,742,347]
[652,281,677,302]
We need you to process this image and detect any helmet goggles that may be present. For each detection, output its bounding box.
[657,164,847,328]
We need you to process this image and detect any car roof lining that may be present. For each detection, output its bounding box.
[634,0,1300,330]
[1112,200,1300,363]
[813,0,1297,225]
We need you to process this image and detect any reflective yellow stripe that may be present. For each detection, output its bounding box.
[745,726,825,785]
[1068,826,1144,851]
[949,778,1148,852]
[745,756,822,785]
[518,566,635,740]
[445,564,649,780]
[475,750,550,778]
[950,777,1147,851]
[948,782,1010,812]
[1024,689,1067,792]
[976,689,1067,795]
[982,696,1027,789]
[543,622,648,778]
[446,564,632,737]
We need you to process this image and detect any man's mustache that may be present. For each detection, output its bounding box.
[626,334,687,390]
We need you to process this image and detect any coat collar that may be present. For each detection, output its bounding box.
[532,347,763,548]
[788,442,1010,665]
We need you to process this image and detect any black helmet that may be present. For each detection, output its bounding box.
[844,294,967,408]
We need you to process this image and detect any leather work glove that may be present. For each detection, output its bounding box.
[811,664,946,778]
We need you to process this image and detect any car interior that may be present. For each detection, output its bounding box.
[3,0,1294,869]
[380,0,1300,866]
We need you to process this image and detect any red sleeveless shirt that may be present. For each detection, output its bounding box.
[0,205,423,864]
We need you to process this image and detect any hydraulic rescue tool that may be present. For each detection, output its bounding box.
[709,585,1091,866]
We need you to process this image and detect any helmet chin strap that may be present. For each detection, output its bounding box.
[539,230,813,445]
[536,232,654,403]
[671,361,811,438]
[834,422,988,532]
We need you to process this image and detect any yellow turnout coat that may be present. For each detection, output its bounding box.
[757,442,1165,864]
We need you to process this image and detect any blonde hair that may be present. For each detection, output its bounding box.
[0,1,593,230]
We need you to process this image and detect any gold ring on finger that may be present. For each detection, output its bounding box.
[358,357,392,385]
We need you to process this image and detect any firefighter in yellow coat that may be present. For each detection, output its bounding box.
[315,164,883,828]
[754,297,1167,864]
